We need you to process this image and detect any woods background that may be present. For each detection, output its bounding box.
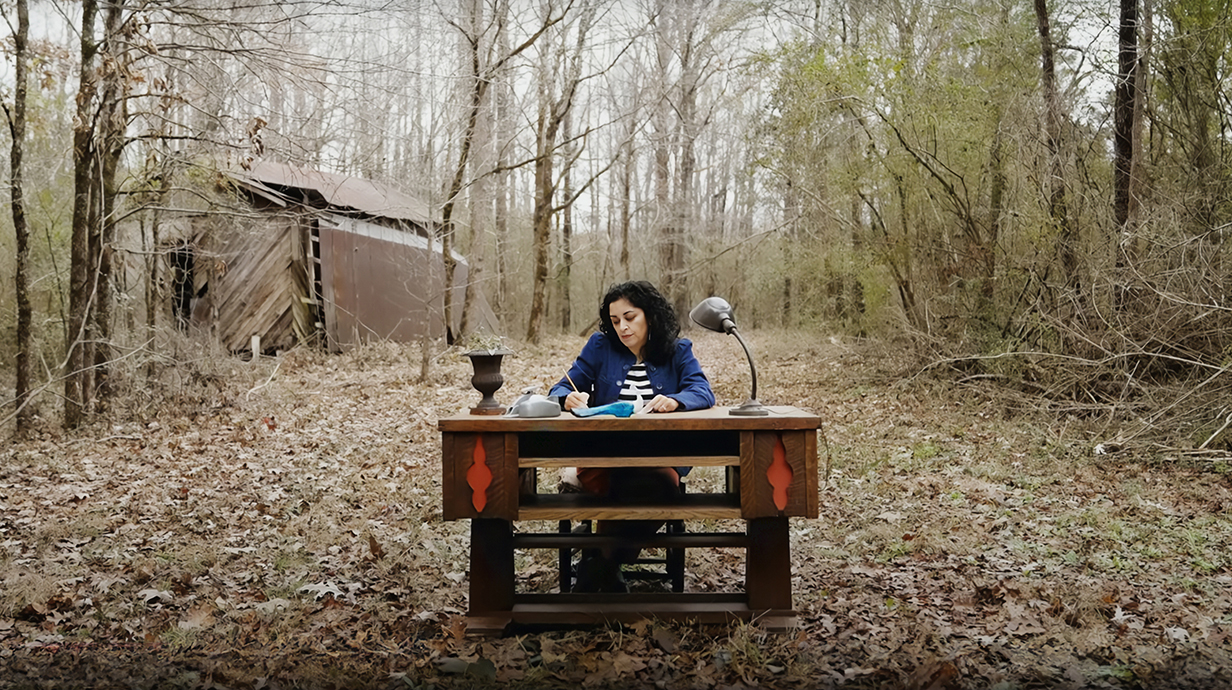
[0,0,1229,442]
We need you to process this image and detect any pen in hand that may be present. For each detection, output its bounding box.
[563,370,589,410]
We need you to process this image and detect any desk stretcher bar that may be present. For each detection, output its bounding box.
[519,455,739,468]
[518,492,742,521]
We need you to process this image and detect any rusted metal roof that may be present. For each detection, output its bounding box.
[230,160,439,226]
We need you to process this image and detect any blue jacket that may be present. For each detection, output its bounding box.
[550,333,715,411]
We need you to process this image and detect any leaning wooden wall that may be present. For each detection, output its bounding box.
[190,213,304,353]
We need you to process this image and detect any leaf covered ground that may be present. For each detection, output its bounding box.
[1,331,1230,689]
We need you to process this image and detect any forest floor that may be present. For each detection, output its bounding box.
[1,330,1230,689]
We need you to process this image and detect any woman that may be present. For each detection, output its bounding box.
[551,280,714,416]
[550,280,715,591]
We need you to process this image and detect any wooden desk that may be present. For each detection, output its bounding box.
[439,406,820,632]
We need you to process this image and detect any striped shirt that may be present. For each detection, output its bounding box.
[617,363,654,410]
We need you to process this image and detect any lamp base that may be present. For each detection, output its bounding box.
[729,399,770,416]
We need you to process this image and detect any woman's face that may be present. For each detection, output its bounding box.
[608,297,649,359]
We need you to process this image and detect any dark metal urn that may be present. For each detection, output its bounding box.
[465,348,512,415]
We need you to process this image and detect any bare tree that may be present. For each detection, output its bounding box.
[1034,0,1078,300]
[645,0,755,317]
[3,0,34,434]
[1128,0,1152,248]
[492,19,515,326]
[558,104,575,330]
[441,0,570,342]
[64,0,100,428]
[88,0,130,411]
[650,0,674,305]
[526,1,611,342]
[1112,0,1138,255]
[460,0,505,337]
[614,98,636,279]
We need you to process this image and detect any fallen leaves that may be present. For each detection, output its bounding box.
[1,336,1230,688]
[178,606,215,631]
[136,589,172,605]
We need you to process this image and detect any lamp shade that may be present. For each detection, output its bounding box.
[689,296,737,334]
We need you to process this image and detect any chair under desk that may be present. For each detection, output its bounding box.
[439,406,820,633]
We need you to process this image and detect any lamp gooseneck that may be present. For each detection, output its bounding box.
[728,327,768,416]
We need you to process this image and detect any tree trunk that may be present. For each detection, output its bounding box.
[987,118,1006,303]
[460,0,499,338]
[65,0,100,429]
[441,0,487,344]
[559,109,574,331]
[440,52,483,344]
[1128,0,1151,250]
[147,174,171,339]
[1113,0,1138,236]
[1113,0,1144,319]
[92,0,126,411]
[880,177,923,331]
[459,97,492,338]
[9,0,33,433]
[652,0,674,296]
[493,27,512,326]
[618,139,632,279]
[1034,0,1078,297]
[526,120,554,343]
[672,74,696,320]
[981,2,1012,307]
[82,159,101,411]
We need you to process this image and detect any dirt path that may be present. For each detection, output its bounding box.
[2,332,1229,689]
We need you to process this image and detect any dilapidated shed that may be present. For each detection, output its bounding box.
[180,161,487,353]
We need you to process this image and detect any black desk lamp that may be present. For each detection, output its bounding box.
[689,296,769,416]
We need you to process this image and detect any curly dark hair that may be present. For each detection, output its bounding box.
[598,281,680,365]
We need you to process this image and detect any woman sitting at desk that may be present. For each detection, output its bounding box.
[549,280,715,592]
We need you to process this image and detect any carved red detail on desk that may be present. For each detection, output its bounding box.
[467,435,492,513]
[767,433,793,511]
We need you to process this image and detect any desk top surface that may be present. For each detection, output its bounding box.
[439,405,819,432]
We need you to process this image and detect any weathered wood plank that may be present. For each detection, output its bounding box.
[200,215,301,351]
[519,455,739,468]
[512,532,748,550]
[517,493,740,521]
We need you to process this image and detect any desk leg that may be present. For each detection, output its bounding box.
[469,519,514,618]
[745,517,792,611]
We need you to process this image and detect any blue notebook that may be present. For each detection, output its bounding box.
[570,401,636,418]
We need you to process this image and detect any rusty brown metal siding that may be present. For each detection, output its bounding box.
[319,220,466,350]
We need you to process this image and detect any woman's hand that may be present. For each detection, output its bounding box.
[564,391,590,411]
[643,395,680,413]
